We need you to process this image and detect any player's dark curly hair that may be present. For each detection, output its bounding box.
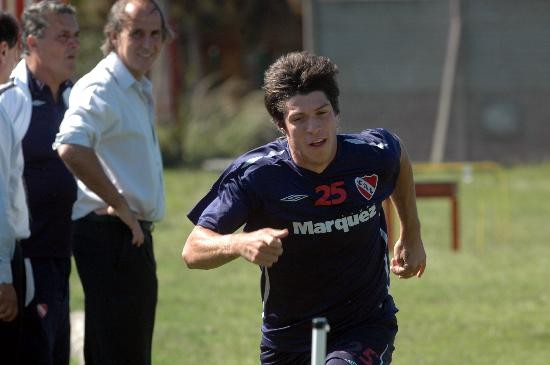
[263,51,340,127]
[0,11,19,48]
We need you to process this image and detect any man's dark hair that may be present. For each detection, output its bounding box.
[21,0,76,55]
[0,11,20,48]
[263,51,340,126]
[101,0,174,56]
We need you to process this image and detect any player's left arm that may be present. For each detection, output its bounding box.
[389,141,426,279]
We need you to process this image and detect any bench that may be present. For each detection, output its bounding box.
[383,181,460,251]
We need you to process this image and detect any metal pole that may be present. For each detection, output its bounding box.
[311,317,330,365]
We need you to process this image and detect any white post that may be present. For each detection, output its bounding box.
[430,0,462,163]
[301,0,315,52]
[311,317,330,365]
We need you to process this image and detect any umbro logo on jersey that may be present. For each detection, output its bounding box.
[281,194,308,202]
[32,100,46,107]
[355,174,378,200]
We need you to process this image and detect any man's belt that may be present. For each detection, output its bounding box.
[83,212,154,233]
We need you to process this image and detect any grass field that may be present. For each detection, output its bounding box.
[69,162,550,364]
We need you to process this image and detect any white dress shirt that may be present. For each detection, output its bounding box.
[54,52,165,222]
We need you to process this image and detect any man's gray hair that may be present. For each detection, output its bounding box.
[100,0,174,56]
[22,0,76,55]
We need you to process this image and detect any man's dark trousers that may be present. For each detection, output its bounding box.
[73,213,157,365]
[0,243,26,363]
[21,256,71,365]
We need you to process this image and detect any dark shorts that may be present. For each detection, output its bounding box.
[261,298,398,365]
[324,333,396,365]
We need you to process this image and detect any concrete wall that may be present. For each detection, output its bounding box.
[305,0,550,163]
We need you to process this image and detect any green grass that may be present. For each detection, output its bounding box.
[69,163,550,364]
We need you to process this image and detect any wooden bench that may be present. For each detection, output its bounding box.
[383,181,460,251]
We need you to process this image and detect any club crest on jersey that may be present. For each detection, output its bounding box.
[355,174,378,200]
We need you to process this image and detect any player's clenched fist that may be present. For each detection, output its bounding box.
[236,228,287,267]
[183,226,288,270]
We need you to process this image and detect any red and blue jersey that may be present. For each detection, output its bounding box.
[188,128,402,351]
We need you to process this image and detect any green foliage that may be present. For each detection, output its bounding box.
[71,0,109,78]
[74,27,103,80]
[70,163,550,364]
[67,0,287,168]
[157,122,184,167]
[181,75,280,165]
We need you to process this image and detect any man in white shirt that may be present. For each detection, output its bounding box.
[0,10,30,363]
[54,1,172,364]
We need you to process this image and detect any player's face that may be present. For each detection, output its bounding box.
[281,91,338,173]
[112,1,163,80]
[29,13,79,85]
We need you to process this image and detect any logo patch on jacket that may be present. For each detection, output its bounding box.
[37,303,48,318]
[355,174,378,200]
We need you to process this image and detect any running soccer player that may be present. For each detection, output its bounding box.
[182,51,426,365]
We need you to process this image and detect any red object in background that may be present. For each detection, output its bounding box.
[384,181,460,252]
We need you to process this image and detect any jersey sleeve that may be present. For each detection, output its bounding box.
[187,164,255,234]
[360,128,402,198]
[363,128,401,156]
[188,141,286,234]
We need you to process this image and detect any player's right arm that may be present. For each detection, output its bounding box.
[182,225,287,270]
